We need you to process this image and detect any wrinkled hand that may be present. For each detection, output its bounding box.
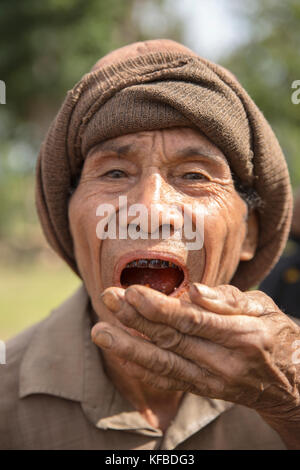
[91,283,300,441]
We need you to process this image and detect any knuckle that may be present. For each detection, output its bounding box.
[246,290,276,314]
[152,326,179,348]
[174,334,191,355]
[133,313,146,333]
[146,350,159,370]
[241,328,273,358]
[160,351,177,376]
[146,348,174,375]
[155,296,172,317]
[154,376,180,391]
[242,337,261,357]
[142,370,155,384]
[194,366,210,384]
[260,328,274,351]
[140,370,176,392]
[217,285,242,308]
[139,369,159,387]
[228,287,242,309]
[125,340,139,362]
[150,378,167,391]
[122,361,142,379]
[254,329,273,352]
[149,376,184,392]
[165,377,185,392]
[211,378,225,396]
[193,370,212,395]
[120,305,138,327]
[177,307,202,334]
[224,358,247,381]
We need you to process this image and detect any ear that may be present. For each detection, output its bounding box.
[240,210,259,261]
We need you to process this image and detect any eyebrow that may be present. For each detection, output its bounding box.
[174,146,224,162]
[87,143,134,159]
[87,143,224,163]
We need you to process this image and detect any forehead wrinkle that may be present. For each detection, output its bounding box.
[86,135,229,168]
[174,146,227,164]
[159,128,171,165]
[87,142,136,160]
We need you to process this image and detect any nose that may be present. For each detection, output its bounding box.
[136,170,164,206]
[125,170,184,236]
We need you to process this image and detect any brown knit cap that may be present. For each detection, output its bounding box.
[36,39,293,291]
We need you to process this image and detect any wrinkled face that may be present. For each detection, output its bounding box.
[69,127,256,320]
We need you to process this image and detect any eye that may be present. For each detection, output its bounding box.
[182,172,207,180]
[103,169,127,179]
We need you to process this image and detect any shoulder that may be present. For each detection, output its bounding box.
[0,322,43,449]
[0,285,89,449]
[1,321,43,392]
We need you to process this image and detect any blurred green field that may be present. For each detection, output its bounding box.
[0,260,81,341]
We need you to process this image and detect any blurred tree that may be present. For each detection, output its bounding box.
[224,0,300,186]
[0,0,183,253]
[3,0,298,257]
[0,0,182,131]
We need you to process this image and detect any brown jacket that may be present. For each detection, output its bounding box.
[0,285,287,450]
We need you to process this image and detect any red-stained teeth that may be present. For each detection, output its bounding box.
[130,260,138,268]
[125,259,180,269]
[137,259,148,267]
[120,258,185,294]
[149,259,163,268]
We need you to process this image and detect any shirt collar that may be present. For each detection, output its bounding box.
[19,284,233,445]
[19,285,117,408]
[19,285,90,402]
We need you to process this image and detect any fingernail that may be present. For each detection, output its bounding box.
[94,330,113,348]
[101,290,122,312]
[192,283,217,299]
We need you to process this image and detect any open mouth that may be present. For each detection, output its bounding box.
[120,257,185,295]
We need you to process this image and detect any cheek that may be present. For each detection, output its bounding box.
[68,188,106,292]
[69,189,125,325]
[193,189,247,241]
[199,190,248,284]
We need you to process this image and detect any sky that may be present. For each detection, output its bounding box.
[135,0,252,63]
[171,0,251,61]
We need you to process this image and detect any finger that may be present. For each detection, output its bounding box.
[100,286,125,313]
[189,284,265,317]
[118,360,224,398]
[114,299,244,378]
[91,321,221,394]
[123,284,258,346]
[100,287,151,341]
[118,360,194,392]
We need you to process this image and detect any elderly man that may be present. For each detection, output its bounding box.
[1,39,300,450]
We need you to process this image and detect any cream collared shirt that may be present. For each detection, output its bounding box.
[0,286,285,449]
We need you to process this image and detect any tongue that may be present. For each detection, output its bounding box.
[121,267,183,295]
